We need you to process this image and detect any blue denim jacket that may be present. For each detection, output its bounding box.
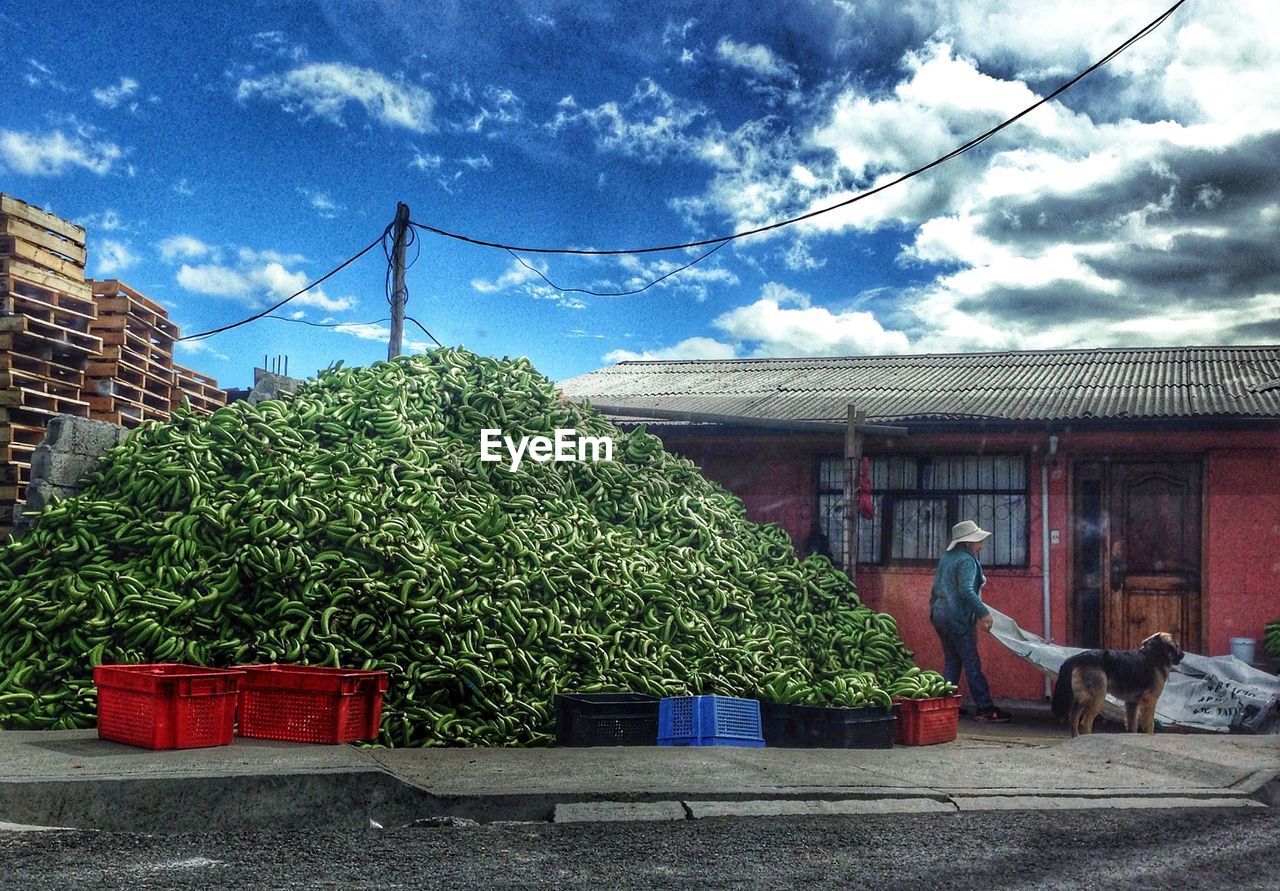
[929,547,990,636]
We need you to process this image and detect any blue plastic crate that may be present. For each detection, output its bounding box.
[657,695,764,747]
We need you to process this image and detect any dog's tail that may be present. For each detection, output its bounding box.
[1051,654,1078,720]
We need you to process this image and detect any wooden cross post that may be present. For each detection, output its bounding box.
[843,405,865,579]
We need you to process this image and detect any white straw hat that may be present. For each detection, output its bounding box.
[946,519,991,551]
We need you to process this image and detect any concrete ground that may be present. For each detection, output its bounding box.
[0,705,1274,832]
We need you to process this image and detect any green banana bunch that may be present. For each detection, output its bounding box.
[887,667,957,699]
[1264,620,1280,661]
[0,348,933,745]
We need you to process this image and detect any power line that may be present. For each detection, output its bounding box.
[265,314,391,329]
[409,0,1186,256]
[505,241,728,297]
[412,314,453,350]
[267,311,444,348]
[179,226,391,341]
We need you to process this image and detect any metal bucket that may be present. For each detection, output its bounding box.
[1229,637,1256,664]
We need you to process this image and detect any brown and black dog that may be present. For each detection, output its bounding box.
[1051,632,1184,736]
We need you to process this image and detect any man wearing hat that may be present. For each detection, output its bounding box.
[930,520,1011,722]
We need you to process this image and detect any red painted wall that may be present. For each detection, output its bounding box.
[660,426,1280,702]
[1203,447,1280,656]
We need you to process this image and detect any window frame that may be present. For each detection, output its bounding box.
[814,453,1032,568]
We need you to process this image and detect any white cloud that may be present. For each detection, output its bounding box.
[175,260,355,312]
[158,235,213,262]
[165,236,355,313]
[75,209,126,232]
[175,338,230,361]
[250,31,306,62]
[410,149,442,171]
[92,76,139,109]
[24,58,68,91]
[94,239,139,275]
[602,282,916,363]
[0,128,122,176]
[713,283,912,357]
[604,336,737,363]
[237,62,434,132]
[298,187,341,218]
[173,178,195,196]
[549,79,709,161]
[781,238,827,271]
[460,154,492,170]
[319,319,432,351]
[327,321,389,341]
[715,38,796,81]
[461,86,523,133]
[614,252,739,302]
[471,258,547,293]
[660,1,1280,353]
[662,18,698,46]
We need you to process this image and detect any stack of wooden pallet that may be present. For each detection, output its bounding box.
[0,194,102,537]
[172,362,228,414]
[85,279,179,425]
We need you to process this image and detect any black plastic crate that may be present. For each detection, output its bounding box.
[554,692,660,746]
[761,701,896,748]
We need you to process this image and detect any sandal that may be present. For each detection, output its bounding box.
[973,707,1011,723]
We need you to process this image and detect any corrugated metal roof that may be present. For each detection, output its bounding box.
[558,346,1280,424]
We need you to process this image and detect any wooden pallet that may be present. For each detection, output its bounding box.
[0,194,86,275]
[0,384,90,417]
[1,196,92,529]
[89,280,174,331]
[82,279,178,426]
[172,362,227,414]
[0,348,85,390]
[0,313,103,357]
[2,276,97,334]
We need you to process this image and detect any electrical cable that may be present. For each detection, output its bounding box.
[264,315,391,329]
[409,0,1186,256]
[384,218,421,308]
[505,241,728,297]
[179,226,391,340]
[405,315,444,348]
[263,311,442,348]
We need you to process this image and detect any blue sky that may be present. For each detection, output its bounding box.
[4,1,1278,388]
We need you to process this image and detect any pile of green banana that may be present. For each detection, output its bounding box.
[1265,620,1280,661]
[0,348,951,746]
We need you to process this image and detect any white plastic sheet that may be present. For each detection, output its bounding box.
[985,607,1280,734]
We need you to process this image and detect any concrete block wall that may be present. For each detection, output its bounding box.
[13,415,129,536]
[248,370,302,404]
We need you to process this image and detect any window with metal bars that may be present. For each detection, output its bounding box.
[815,455,1029,567]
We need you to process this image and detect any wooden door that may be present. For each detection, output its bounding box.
[1105,462,1201,651]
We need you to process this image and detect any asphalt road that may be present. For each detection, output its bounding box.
[2,807,1276,890]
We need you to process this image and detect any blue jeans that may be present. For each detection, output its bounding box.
[931,618,994,711]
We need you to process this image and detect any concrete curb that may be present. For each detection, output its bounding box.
[1,730,1273,831]
[0,768,437,833]
[1235,769,1280,806]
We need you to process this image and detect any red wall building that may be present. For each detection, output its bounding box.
[562,347,1280,701]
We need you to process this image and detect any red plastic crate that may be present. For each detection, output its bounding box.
[236,665,389,744]
[94,664,244,750]
[892,695,962,746]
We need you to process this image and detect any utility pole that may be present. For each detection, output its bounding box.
[843,405,866,580]
[388,201,410,359]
